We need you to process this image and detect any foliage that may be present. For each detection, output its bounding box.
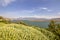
[33,27,59,40]
[48,20,56,30]
[0,16,60,40]
[0,16,11,24]
[48,20,60,40]
[56,24,60,28]
[0,23,59,40]
[0,16,4,19]
[0,23,47,40]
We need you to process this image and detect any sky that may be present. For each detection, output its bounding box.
[0,0,60,18]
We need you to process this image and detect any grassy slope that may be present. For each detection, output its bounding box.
[0,23,58,40]
[33,27,58,40]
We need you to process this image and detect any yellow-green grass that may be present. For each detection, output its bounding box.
[0,23,57,40]
[33,27,58,40]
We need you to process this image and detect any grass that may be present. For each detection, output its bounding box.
[0,23,58,40]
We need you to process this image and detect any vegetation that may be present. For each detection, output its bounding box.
[0,23,58,40]
[0,16,60,40]
[48,20,60,39]
[48,20,56,29]
[0,16,11,24]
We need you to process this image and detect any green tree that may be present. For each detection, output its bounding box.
[48,20,56,30]
[0,16,11,24]
[48,20,60,40]
[56,24,60,28]
[20,21,28,26]
[0,16,4,19]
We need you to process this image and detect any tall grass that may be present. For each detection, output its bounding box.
[0,23,58,40]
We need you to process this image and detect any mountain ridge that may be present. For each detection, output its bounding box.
[13,17,60,22]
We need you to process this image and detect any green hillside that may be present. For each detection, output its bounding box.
[0,23,58,40]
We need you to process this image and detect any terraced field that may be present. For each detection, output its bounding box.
[0,23,58,40]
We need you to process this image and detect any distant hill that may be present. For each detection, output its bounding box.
[14,17,60,22]
[51,18,60,22]
[14,17,49,22]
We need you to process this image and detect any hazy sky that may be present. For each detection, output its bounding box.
[0,0,60,18]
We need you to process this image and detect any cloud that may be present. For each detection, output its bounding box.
[0,0,16,6]
[42,8,48,10]
[0,10,34,18]
[34,15,60,19]
[58,12,60,14]
[41,7,52,12]
[0,10,60,19]
[19,15,60,19]
[0,7,55,18]
[47,10,52,12]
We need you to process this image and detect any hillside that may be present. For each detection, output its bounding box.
[0,23,58,40]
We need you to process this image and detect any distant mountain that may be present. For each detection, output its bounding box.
[17,17,47,20]
[51,18,60,22]
[12,17,60,22]
[13,17,48,22]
